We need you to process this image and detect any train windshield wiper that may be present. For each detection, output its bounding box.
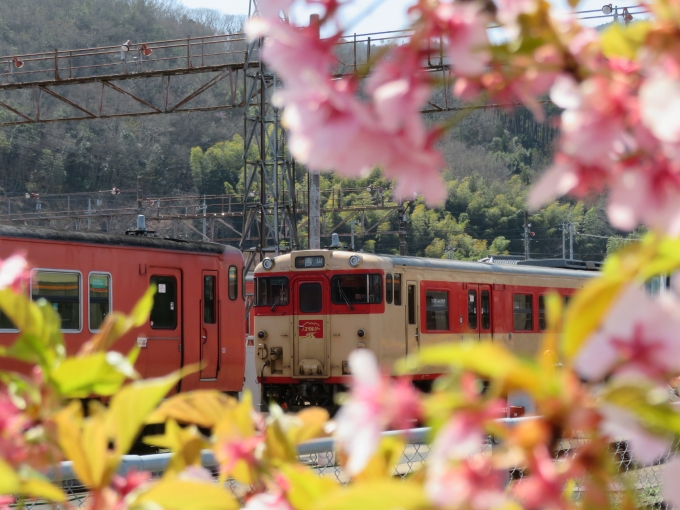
[270,294,282,312]
[337,282,354,310]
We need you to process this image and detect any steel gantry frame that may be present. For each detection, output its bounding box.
[240,3,299,274]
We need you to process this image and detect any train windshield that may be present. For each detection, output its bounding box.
[255,277,289,307]
[331,274,382,305]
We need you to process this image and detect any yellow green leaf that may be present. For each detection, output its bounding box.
[315,480,429,510]
[0,460,66,502]
[601,21,651,60]
[603,383,680,436]
[147,390,238,427]
[107,368,189,456]
[398,341,543,392]
[280,464,338,510]
[144,419,208,477]
[80,286,156,355]
[131,480,238,510]
[354,436,406,482]
[49,348,140,398]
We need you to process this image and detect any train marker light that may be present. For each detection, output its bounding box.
[358,329,365,338]
[349,255,361,267]
[262,258,274,270]
[257,330,267,339]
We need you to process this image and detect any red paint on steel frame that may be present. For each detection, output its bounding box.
[419,280,577,335]
[0,227,245,394]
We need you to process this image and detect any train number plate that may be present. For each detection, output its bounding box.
[298,320,323,339]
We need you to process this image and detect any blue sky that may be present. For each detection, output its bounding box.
[179,0,646,34]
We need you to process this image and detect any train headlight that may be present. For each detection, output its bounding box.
[262,258,274,270]
[349,255,361,267]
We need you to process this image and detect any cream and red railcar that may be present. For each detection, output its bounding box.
[253,250,595,411]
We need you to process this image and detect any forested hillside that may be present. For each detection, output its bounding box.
[0,0,630,261]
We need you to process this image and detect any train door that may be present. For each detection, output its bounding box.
[200,270,219,380]
[466,284,492,340]
[293,278,329,378]
[141,268,183,382]
[406,281,419,354]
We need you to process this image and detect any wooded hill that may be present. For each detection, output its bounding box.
[0,0,634,261]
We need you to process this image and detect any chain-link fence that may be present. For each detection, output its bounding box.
[15,423,679,508]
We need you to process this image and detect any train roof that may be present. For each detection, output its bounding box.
[0,225,239,256]
[258,250,596,279]
[383,254,596,279]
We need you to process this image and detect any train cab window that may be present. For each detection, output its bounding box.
[331,274,382,305]
[32,271,80,331]
[204,276,216,324]
[394,274,402,306]
[468,290,477,329]
[386,274,393,304]
[481,290,490,330]
[150,275,177,330]
[255,277,289,307]
[408,285,416,325]
[228,266,238,301]
[426,290,449,331]
[513,294,533,331]
[538,295,547,331]
[299,283,322,313]
[89,273,111,331]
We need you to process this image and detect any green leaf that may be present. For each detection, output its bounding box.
[315,480,429,510]
[601,21,651,60]
[131,480,238,510]
[280,464,338,510]
[49,348,140,398]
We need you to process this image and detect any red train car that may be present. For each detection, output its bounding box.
[0,224,245,394]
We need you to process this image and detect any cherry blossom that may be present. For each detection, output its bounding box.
[512,446,570,510]
[573,285,680,382]
[334,349,422,475]
[0,391,29,467]
[663,457,680,507]
[0,254,29,293]
[425,457,507,510]
[599,404,670,465]
[243,492,294,510]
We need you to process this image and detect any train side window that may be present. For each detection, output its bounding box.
[299,283,322,313]
[331,274,382,304]
[407,285,416,325]
[394,274,402,306]
[563,295,571,307]
[481,290,490,330]
[386,274,393,305]
[513,294,533,331]
[32,270,81,331]
[426,290,449,331]
[89,273,111,331]
[538,295,547,331]
[204,275,216,324]
[468,290,477,329]
[150,275,177,330]
[228,266,238,301]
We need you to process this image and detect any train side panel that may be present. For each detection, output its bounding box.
[0,232,245,394]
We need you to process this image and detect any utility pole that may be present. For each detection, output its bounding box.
[569,219,574,260]
[350,220,356,251]
[308,171,321,249]
[398,201,407,256]
[202,195,207,240]
[562,222,566,259]
[523,211,531,260]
